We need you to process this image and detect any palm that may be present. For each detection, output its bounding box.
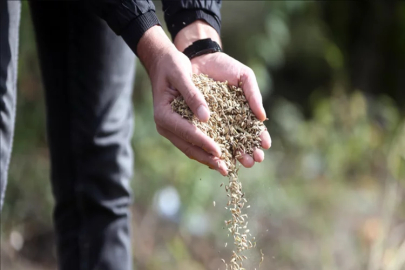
[191,53,240,85]
[191,52,272,167]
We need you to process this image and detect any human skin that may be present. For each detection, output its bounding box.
[137,22,271,176]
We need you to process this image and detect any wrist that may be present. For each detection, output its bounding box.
[137,25,176,75]
[174,20,222,52]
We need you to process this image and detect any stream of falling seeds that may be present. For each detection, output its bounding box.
[171,74,266,270]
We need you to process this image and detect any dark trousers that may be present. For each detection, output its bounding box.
[0,1,136,269]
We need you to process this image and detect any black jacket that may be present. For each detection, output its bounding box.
[88,0,222,55]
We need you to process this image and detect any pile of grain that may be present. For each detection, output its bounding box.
[171,74,266,270]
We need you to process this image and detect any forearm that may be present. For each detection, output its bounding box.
[174,20,222,52]
[137,22,221,76]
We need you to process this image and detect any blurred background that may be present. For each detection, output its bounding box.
[1,1,405,270]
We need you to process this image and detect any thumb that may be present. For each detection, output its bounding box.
[171,73,210,122]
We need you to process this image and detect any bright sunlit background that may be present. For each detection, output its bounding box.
[1,1,405,270]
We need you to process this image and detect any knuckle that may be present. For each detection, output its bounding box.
[156,125,164,136]
[241,67,255,83]
[179,128,191,142]
[183,146,194,159]
[153,109,164,126]
[246,67,255,77]
[207,156,217,167]
[199,139,208,153]
[184,90,198,105]
[209,157,222,170]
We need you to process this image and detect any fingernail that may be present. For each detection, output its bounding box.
[215,160,228,176]
[213,146,222,157]
[197,105,210,122]
[269,134,272,148]
[217,168,228,176]
[219,160,228,172]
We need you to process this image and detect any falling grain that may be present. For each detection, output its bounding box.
[171,74,266,270]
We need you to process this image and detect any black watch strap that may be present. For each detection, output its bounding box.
[183,38,222,60]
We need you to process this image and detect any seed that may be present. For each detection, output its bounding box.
[260,249,264,266]
[171,74,266,270]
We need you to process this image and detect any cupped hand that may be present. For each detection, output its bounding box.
[191,52,272,168]
[140,28,228,176]
[139,26,271,175]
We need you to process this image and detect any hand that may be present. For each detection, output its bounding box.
[137,26,228,176]
[191,52,272,168]
[175,21,271,169]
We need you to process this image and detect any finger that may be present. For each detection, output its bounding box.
[260,130,272,149]
[240,68,267,121]
[169,73,210,122]
[156,107,221,157]
[158,127,228,176]
[238,153,255,168]
[253,149,264,163]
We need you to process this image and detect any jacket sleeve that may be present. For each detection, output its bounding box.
[86,0,161,55]
[161,0,222,41]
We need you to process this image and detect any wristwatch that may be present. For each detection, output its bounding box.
[183,38,222,60]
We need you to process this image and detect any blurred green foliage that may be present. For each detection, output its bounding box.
[2,1,405,270]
